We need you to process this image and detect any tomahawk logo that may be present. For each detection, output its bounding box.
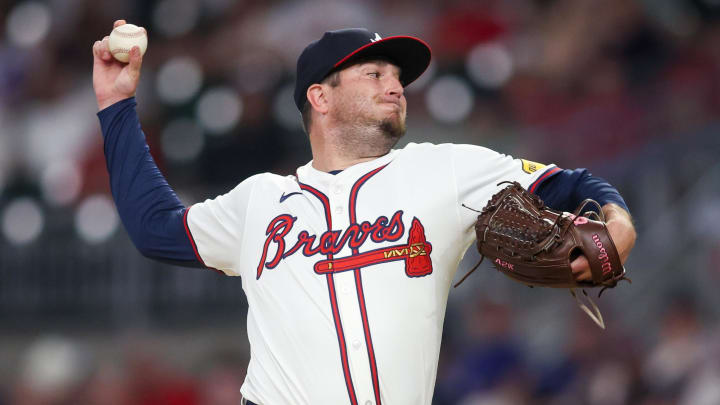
[370,33,382,42]
[256,211,433,279]
[314,217,433,278]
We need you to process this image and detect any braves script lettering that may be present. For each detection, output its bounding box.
[257,210,406,279]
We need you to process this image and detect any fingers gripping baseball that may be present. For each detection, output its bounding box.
[128,45,143,74]
[92,20,146,111]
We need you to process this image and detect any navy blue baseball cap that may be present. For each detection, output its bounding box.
[294,28,432,111]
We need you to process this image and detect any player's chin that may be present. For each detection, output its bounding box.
[378,116,406,140]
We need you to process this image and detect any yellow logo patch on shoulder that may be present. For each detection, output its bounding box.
[521,159,547,174]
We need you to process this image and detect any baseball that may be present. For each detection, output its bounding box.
[108,23,147,63]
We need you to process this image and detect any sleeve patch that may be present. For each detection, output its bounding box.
[521,159,547,174]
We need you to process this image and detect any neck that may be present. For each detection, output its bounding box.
[309,124,395,172]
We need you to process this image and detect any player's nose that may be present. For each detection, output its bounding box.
[385,76,404,99]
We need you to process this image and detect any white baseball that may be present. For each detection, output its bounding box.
[108,23,147,63]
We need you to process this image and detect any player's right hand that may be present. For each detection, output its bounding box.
[92,20,144,111]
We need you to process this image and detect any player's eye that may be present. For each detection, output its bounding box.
[367,72,380,78]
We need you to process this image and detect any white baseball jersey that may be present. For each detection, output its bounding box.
[185,142,558,405]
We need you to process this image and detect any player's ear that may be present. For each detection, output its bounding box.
[306,84,330,115]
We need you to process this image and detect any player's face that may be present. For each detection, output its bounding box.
[328,60,407,140]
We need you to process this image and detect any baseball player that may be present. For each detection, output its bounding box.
[92,21,636,405]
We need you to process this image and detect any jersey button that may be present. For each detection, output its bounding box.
[333,185,343,195]
[335,206,344,215]
[352,339,361,349]
[365,401,373,405]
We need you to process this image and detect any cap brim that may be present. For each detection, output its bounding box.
[332,36,432,87]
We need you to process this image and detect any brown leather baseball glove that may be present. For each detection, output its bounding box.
[457,181,629,328]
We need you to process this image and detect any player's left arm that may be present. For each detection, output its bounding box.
[534,169,637,280]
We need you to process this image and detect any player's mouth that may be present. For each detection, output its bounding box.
[377,95,403,108]
[379,100,403,112]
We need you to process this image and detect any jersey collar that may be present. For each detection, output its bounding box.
[296,149,400,190]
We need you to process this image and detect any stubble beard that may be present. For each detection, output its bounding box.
[330,99,407,159]
[378,115,406,143]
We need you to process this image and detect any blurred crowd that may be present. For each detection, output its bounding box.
[2,294,720,405]
[1,0,720,404]
[434,294,720,405]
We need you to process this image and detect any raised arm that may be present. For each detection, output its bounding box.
[92,20,202,268]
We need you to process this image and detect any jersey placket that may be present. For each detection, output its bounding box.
[329,179,377,405]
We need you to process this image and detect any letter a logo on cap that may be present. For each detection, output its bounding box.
[370,33,382,42]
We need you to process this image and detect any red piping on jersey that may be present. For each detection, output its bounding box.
[529,167,561,194]
[299,182,359,405]
[183,206,204,265]
[183,206,223,274]
[348,164,389,405]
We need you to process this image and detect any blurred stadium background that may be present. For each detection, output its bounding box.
[1,0,720,404]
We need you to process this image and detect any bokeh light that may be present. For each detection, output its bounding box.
[195,87,243,135]
[425,75,475,124]
[161,118,205,162]
[74,194,119,244]
[153,0,200,38]
[21,336,87,394]
[156,57,203,105]
[2,197,44,245]
[40,161,83,207]
[466,42,514,89]
[6,1,51,48]
[235,50,285,94]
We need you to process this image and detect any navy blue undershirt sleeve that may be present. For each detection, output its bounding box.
[534,168,629,214]
[97,97,202,267]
